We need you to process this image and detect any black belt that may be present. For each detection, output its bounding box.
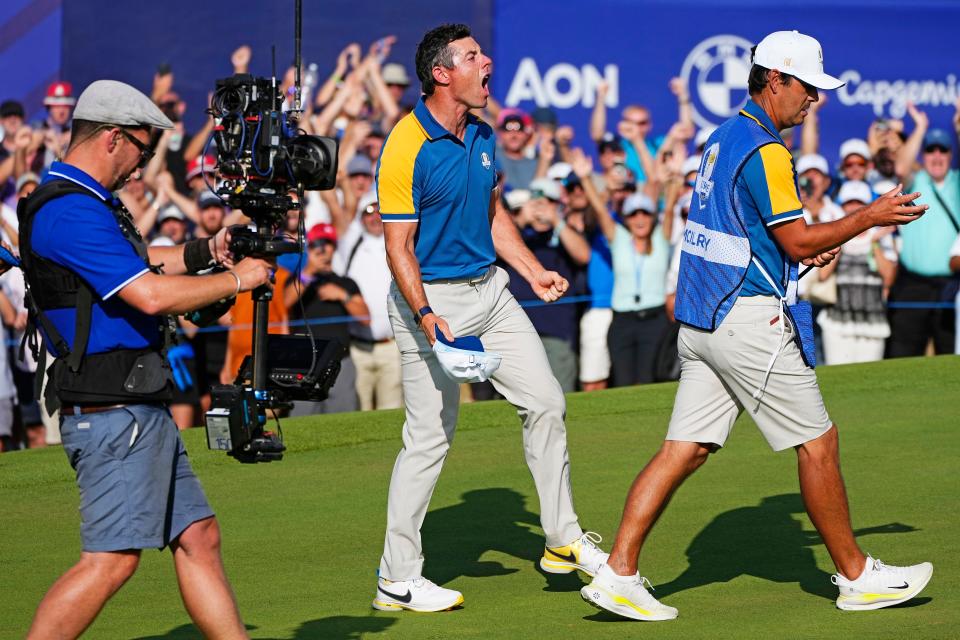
[615,306,665,320]
[351,337,394,345]
[64,402,164,416]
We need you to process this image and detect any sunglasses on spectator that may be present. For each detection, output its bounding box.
[118,129,154,168]
[925,145,950,154]
[309,239,336,250]
[842,158,867,169]
[623,118,650,126]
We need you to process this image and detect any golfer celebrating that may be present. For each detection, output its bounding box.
[581,31,933,620]
[371,23,606,612]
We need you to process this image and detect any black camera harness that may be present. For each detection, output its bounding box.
[18,180,179,413]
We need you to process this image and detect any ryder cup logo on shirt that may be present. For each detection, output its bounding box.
[481,152,491,169]
[696,143,719,210]
[680,35,753,129]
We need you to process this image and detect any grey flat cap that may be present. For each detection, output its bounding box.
[73,80,173,129]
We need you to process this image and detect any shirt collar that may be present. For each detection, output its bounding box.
[45,161,113,202]
[413,97,477,144]
[740,100,783,144]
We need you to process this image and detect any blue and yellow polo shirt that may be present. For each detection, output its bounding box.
[376,97,498,281]
[736,100,805,297]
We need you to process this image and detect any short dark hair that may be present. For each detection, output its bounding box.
[415,23,472,96]
[67,119,150,152]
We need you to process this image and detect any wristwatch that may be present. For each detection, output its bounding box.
[413,305,433,325]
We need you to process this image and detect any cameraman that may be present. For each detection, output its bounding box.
[24,81,267,640]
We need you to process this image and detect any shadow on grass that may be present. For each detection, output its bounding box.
[134,616,397,640]
[654,493,919,601]
[421,487,585,592]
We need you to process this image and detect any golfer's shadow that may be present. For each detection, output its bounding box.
[133,617,396,640]
[653,492,919,601]
[422,487,585,592]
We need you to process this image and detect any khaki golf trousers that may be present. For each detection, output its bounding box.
[379,266,583,581]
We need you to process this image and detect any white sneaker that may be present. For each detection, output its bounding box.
[372,576,464,612]
[580,563,678,621]
[540,531,609,577]
[833,556,933,611]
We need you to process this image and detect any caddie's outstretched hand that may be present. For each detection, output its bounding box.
[866,183,928,226]
[532,270,568,303]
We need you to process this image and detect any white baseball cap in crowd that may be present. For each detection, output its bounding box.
[504,188,531,211]
[752,30,844,90]
[837,180,873,205]
[694,126,716,149]
[681,155,702,176]
[432,331,502,383]
[839,138,872,162]
[546,162,573,182]
[795,153,830,176]
[528,177,563,202]
[622,192,657,216]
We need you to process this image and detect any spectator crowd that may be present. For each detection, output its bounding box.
[1,37,958,451]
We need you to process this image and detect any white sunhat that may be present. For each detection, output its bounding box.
[752,30,844,90]
[432,333,502,383]
[837,180,873,205]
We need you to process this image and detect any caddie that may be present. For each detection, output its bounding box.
[581,30,933,621]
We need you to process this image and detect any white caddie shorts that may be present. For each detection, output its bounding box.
[665,296,832,451]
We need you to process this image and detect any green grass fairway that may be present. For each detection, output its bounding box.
[2,356,958,639]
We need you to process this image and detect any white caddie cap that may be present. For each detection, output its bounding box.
[839,138,872,162]
[795,153,830,176]
[753,30,844,90]
[837,180,873,205]
[432,340,502,383]
[74,80,173,129]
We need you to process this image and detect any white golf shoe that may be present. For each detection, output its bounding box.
[540,531,609,577]
[372,576,463,612]
[580,563,678,621]
[833,556,933,611]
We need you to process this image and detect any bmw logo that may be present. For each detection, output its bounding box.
[680,35,754,129]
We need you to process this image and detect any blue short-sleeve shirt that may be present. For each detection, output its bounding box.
[376,97,498,281]
[31,162,161,355]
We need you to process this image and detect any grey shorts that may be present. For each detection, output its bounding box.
[666,296,832,452]
[60,404,214,552]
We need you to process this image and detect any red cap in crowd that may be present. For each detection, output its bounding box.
[44,81,76,107]
[186,155,217,181]
[307,223,337,246]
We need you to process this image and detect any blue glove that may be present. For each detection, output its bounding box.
[166,343,195,392]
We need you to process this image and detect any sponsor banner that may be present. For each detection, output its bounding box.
[493,0,960,170]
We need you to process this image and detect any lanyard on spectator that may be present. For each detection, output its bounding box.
[930,186,960,233]
[633,244,646,305]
